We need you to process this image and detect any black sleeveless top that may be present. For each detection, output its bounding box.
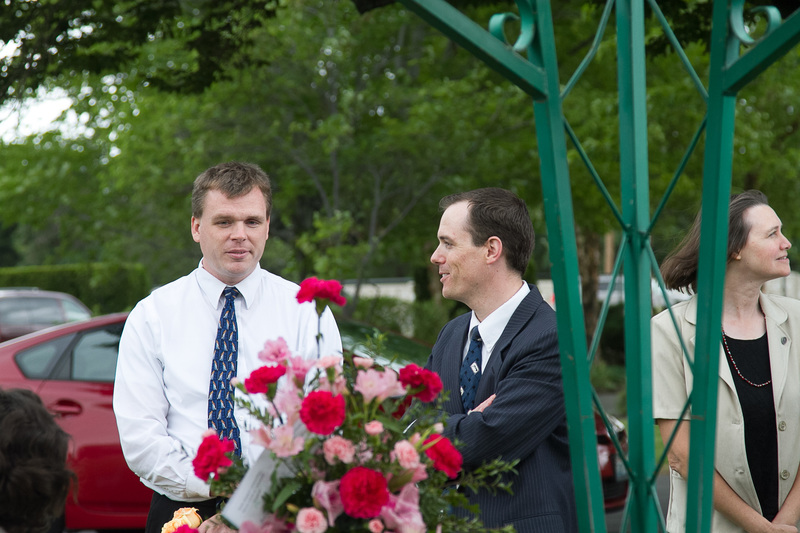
[723,333,778,520]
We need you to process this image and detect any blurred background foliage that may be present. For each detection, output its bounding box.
[0,0,798,352]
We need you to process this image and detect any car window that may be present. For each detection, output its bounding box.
[71,324,123,382]
[0,297,64,326]
[15,334,76,379]
[63,299,91,321]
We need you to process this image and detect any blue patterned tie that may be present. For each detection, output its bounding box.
[460,326,482,411]
[208,286,241,455]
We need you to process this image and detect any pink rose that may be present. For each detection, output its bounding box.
[392,440,420,469]
[259,337,292,363]
[295,508,327,533]
[368,519,384,533]
[365,421,384,436]
[268,425,304,458]
[312,480,343,526]
[354,369,405,404]
[323,436,355,464]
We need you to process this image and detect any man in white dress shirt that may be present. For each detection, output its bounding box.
[113,162,341,533]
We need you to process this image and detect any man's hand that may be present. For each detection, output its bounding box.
[469,394,496,414]
[198,514,236,533]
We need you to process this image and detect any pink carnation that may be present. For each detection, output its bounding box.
[316,355,343,369]
[259,337,292,363]
[392,440,420,469]
[353,356,375,369]
[368,519,384,533]
[365,420,384,436]
[295,508,327,533]
[323,436,355,464]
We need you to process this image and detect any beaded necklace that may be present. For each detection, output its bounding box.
[721,330,771,388]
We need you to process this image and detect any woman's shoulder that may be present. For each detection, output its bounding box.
[652,295,696,326]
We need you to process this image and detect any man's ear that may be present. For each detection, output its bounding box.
[485,236,503,264]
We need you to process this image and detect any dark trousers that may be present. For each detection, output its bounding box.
[145,492,222,533]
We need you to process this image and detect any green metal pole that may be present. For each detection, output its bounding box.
[527,0,607,529]
[685,2,739,531]
[616,0,658,531]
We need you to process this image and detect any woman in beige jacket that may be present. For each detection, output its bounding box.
[653,190,800,533]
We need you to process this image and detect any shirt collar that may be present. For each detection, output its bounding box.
[195,262,261,309]
[468,282,529,353]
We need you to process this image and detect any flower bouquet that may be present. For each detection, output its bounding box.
[192,278,517,533]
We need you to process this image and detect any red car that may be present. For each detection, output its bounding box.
[596,410,629,511]
[0,313,629,530]
[0,313,151,530]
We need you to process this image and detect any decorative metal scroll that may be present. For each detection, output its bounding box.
[395,0,800,531]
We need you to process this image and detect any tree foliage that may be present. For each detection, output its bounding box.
[0,0,798,340]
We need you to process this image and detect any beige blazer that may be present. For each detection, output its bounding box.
[652,293,800,532]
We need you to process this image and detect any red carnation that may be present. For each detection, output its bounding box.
[299,390,346,435]
[399,364,443,402]
[339,466,390,518]
[296,277,347,307]
[244,364,287,394]
[423,434,462,478]
[192,433,234,481]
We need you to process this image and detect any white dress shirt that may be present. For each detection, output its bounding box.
[113,265,342,501]
[466,282,530,372]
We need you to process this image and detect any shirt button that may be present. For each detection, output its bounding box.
[781,469,791,480]
[779,421,787,431]
[782,337,788,345]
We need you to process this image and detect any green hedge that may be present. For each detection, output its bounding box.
[0,263,151,315]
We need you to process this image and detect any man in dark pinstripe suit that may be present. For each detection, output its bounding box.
[427,188,577,533]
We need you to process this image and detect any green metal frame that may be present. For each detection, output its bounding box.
[397,0,800,531]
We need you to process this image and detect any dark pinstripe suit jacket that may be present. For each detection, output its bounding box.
[426,284,577,533]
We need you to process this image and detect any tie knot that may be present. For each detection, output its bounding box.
[471,326,481,343]
[223,286,239,301]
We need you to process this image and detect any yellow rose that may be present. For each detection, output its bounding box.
[161,507,203,533]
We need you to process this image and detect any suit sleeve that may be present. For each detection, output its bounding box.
[441,323,566,470]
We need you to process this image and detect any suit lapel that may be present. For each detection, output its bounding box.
[475,285,541,400]
[443,316,470,414]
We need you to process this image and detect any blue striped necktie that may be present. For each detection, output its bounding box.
[460,326,482,411]
[208,286,241,455]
